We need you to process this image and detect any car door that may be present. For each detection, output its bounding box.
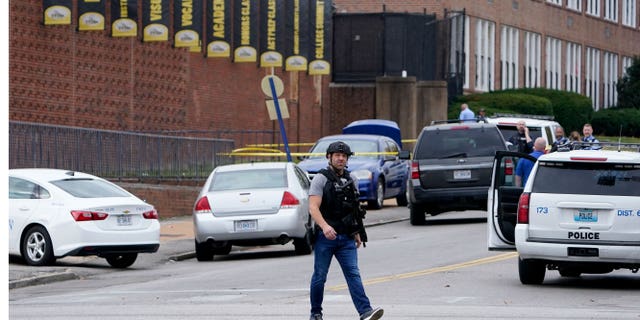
[381,139,405,197]
[8,177,50,253]
[487,151,538,250]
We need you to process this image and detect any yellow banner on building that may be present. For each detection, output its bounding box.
[206,0,231,57]
[111,0,137,37]
[309,0,331,75]
[259,0,285,68]
[78,0,105,31]
[43,0,72,25]
[284,0,309,71]
[174,0,202,51]
[142,0,169,42]
[233,0,258,62]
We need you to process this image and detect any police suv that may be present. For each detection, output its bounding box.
[487,142,640,284]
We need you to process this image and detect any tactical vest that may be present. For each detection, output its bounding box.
[318,168,360,235]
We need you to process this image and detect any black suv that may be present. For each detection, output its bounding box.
[408,122,509,225]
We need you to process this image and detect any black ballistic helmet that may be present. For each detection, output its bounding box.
[326,141,353,157]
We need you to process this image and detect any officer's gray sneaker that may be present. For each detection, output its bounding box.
[360,307,384,320]
[309,313,323,320]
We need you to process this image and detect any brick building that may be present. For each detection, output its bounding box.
[333,0,639,110]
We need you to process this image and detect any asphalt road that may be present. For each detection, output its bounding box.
[9,206,640,319]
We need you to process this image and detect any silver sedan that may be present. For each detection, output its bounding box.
[193,162,313,261]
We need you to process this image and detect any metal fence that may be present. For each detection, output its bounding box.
[9,121,280,181]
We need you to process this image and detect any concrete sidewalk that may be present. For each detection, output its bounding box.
[9,202,409,289]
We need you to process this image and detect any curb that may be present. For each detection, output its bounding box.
[9,270,80,290]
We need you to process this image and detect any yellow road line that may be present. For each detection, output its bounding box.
[328,252,518,291]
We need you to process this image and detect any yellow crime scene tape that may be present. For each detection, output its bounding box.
[222,150,402,157]
[223,139,417,157]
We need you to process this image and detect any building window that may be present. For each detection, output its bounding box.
[565,42,582,94]
[604,0,619,22]
[622,0,637,27]
[450,14,466,90]
[546,0,562,5]
[603,51,618,108]
[587,0,601,16]
[524,31,541,88]
[546,37,562,90]
[567,0,583,12]
[622,56,634,75]
[585,47,601,110]
[501,26,519,89]
[475,19,495,92]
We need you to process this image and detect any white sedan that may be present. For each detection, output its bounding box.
[193,162,313,261]
[9,168,160,268]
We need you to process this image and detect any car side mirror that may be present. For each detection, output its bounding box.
[506,142,517,152]
[398,150,411,160]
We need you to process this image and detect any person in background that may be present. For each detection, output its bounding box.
[569,131,581,142]
[550,126,569,152]
[515,137,547,187]
[459,103,475,123]
[508,120,533,154]
[477,108,488,123]
[581,123,601,150]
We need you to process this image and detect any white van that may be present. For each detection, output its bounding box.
[487,143,640,284]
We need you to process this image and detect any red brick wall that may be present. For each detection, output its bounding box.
[328,85,376,134]
[9,0,327,142]
[117,182,201,219]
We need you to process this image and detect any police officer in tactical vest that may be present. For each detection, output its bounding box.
[308,141,384,320]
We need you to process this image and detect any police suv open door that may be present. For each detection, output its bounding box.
[487,150,538,250]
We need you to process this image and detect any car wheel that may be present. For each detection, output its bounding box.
[105,253,138,268]
[518,257,546,285]
[368,179,384,210]
[409,204,426,225]
[395,193,408,207]
[294,232,313,255]
[213,242,232,255]
[195,240,214,261]
[22,225,56,266]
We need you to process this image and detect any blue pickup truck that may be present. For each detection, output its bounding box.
[298,119,410,209]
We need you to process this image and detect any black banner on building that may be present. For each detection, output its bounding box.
[174,0,202,51]
[308,0,331,75]
[142,0,169,42]
[43,0,72,25]
[284,0,309,71]
[206,0,231,57]
[259,0,285,68]
[78,0,105,31]
[233,0,258,63]
[111,0,137,37]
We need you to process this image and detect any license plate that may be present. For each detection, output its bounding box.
[234,220,257,232]
[453,170,471,180]
[574,209,598,222]
[117,215,132,226]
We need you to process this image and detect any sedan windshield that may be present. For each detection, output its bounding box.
[210,169,288,191]
[51,179,131,198]
[308,139,378,159]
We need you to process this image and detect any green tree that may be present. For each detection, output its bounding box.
[617,55,640,109]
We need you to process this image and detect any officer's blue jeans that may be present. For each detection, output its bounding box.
[310,233,372,316]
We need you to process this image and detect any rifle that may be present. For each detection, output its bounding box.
[355,204,368,247]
